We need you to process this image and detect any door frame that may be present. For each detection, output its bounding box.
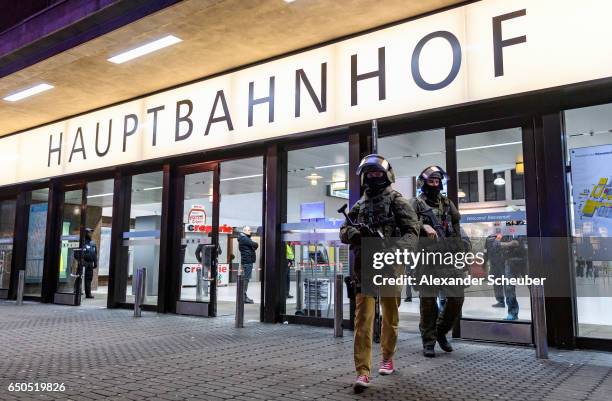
[0,193,18,300]
[445,115,541,344]
[50,181,88,306]
[170,161,220,317]
[10,183,52,302]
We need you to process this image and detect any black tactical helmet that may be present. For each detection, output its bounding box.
[356,154,395,186]
[417,165,447,191]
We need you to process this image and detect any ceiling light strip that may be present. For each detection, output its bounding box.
[108,35,182,64]
[87,192,114,199]
[220,174,264,182]
[3,83,54,102]
[457,141,522,152]
[314,163,349,170]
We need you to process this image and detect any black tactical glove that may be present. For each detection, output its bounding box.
[359,224,376,237]
[346,226,361,245]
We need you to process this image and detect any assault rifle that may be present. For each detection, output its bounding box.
[417,205,466,254]
[337,204,384,239]
[418,208,448,239]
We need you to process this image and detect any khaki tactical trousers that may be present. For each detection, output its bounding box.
[354,293,401,376]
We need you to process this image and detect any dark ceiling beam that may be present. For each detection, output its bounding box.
[0,0,182,79]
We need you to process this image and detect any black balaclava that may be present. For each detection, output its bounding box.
[363,168,389,196]
[422,172,442,204]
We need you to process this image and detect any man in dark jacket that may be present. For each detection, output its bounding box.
[238,226,258,304]
[486,233,506,308]
[340,154,419,393]
[83,228,98,299]
[409,165,464,358]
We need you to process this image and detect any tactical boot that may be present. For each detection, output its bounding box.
[423,345,435,358]
[437,334,453,352]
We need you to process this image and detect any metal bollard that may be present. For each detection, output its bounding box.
[141,268,147,305]
[134,268,146,317]
[235,271,245,328]
[296,269,303,312]
[531,284,548,359]
[202,264,209,297]
[16,270,25,306]
[334,274,343,337]
[196,267,204,302]
[306,277,311,317]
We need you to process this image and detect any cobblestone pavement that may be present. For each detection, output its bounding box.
[0,301,611,401]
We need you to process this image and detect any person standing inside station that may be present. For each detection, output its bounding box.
[486,232,506,308]
[409,166,465,358]
[286,242,294,299]
[238,226,258,304]
[83,228,98,299]
[340,154,419,393]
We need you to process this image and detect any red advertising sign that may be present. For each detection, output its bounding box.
[188,205,206,225]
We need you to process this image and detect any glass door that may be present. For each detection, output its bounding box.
[218,157,264,318]
[83,179,114,305]
[24,188,50,297]
[447,119,536,344]
[54,186,86,305]
[120,171,164,307]
[54,179,114,306]
[175,164,219,317]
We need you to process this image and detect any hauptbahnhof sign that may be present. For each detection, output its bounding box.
[1,0,611,187]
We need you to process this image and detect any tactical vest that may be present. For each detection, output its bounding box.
[355,188,401,237]
[416,194,455,238]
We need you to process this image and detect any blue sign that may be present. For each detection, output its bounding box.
[461,211,526,223]
[300,201,325,221]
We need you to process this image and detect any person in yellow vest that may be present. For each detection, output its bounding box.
[286,243,294,299]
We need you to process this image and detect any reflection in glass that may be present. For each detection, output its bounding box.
[84,179,114,302]
[565,103,612,339]
[218,157,264,317]
[456,128,531,322]
[284,143,350,320]
[0,199,16,290]
[24,189,49,296]
[124,172,162,306]
[57,190,83,294]
[180,171,214,303]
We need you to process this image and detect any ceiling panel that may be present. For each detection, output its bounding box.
[0,0,464,137]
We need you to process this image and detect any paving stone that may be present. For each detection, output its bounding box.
[0,301,611,401]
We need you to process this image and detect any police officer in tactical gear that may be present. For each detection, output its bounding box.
[340,154,419,393]
[409,166,465,358]
[83,228,98,299]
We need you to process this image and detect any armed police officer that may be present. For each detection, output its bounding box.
[83,228,98,299]
[340,154,419,393]
[409,166,465,358]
